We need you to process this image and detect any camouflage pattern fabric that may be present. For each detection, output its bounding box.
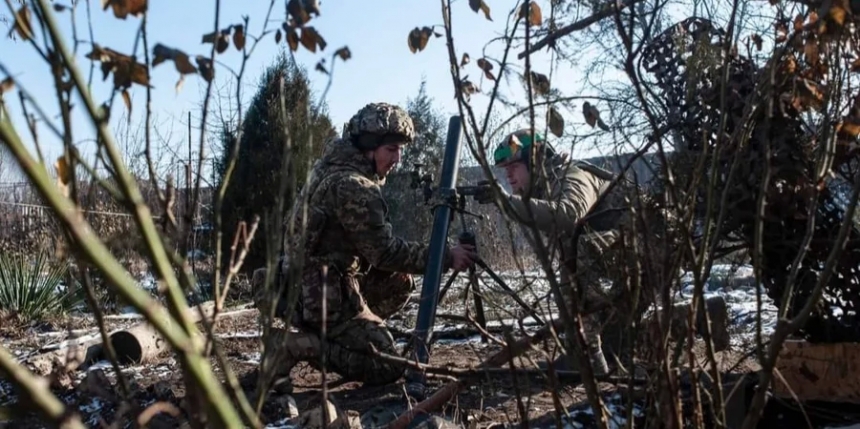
[345,102,416,150]
[253,111,448,389]
[503,153,636,373]
[286,135,444,328]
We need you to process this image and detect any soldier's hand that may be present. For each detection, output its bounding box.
[474,180,495,205]
[449,243,478,271]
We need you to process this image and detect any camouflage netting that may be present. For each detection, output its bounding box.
[641,17,860,342]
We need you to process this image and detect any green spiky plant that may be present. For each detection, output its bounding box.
[0,251,84,322]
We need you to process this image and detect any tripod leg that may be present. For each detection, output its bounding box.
[467,266,488,343]
[476,258,546,326]
[436,269,461,305]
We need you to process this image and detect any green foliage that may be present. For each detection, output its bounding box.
[215,51,335,275]
[0,251,83,321]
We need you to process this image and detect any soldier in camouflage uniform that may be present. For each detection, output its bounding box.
[254,102,477,396]
[475,129,632,375]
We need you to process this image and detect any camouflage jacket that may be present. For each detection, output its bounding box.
[507,154,624,235]
[285,137,445,325]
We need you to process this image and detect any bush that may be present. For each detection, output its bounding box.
[0,251,84,322]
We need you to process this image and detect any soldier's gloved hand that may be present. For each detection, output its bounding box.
[474,180,495,204]
[449,243,478,272]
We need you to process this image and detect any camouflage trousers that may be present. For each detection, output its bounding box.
[556,229,625,370]
[253,265,415,390]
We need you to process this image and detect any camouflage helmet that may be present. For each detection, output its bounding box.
[493,128,552,168]
[346,102,415,151]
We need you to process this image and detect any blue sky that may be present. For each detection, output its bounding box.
[0,0,730,183]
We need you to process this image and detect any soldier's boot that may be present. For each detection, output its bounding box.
[255,328,322,396]
[540,313,610,376]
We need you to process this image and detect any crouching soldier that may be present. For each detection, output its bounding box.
[474,129,632,375]
[252,102,477,396]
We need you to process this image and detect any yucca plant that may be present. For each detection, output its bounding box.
[0,251,84,322]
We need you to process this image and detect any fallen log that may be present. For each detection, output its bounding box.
[19,302,253,375]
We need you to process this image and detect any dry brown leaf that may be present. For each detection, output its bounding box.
[477,58,495,81]
[102,0,147,19]
[795,77,826,111]
[828,0,849,27]
[202,29,231,54]
[407,27,431,53]
[286,27,300,51]
[274,29,282,44]
[300,26,326,53]
[751,34,763,51]
[233,25,245,51]
[851,58,860,73]
[11,5,33,41]
[460,79,479,97]
[460,53,470,67]
[53,3,69,12]
[54,156,73,186]
[152,44,198,76]
[519,1,542,26]
[287,0,312,27]
[196,56,214,82]
[793,14,805,31]
[0,77,13,94]
[837,116,860,140]
[86,45,150,89]
[468,0,492,21]
[775,22,788,43]
[335,46,352,61]
[804,38,820,66]
[547,107,564,137]
[121,89,132,121]
[529,71,550,95]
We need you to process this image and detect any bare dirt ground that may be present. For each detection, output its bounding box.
[0,301,773,429]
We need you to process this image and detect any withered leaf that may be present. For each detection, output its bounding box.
[828,0,848,27]
[53,3,69,12]
[196,56,214,82]
[547,106,564,137]
[582,101,610,131]
[529,71,550,95]
[851,58,860,73]
[837,116,860,140]
[335,46,352,61]
[233,24,246,51]
[519,1,542,26]
[468,0,492,21]
[102,0,147,20]
[477,58,495,80]
[775,22,788,43]
[751,34,763,51]
[121,89,132,119]
[407,27,431,53]
[460,53,470,67]
[152,44,198,75]
[460,79,479,96]
[275,29,282,44]
[299,26,326,53]
[287,0,312,27]
[0,77,14,94]
[11,5,33,41]
[54,156,73,186]
[286,27,300,51]
[793,14,804,31]
[202,28,231,53]
[795,77,826,111]
[86,44,150,89]
[804,38,820,66]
